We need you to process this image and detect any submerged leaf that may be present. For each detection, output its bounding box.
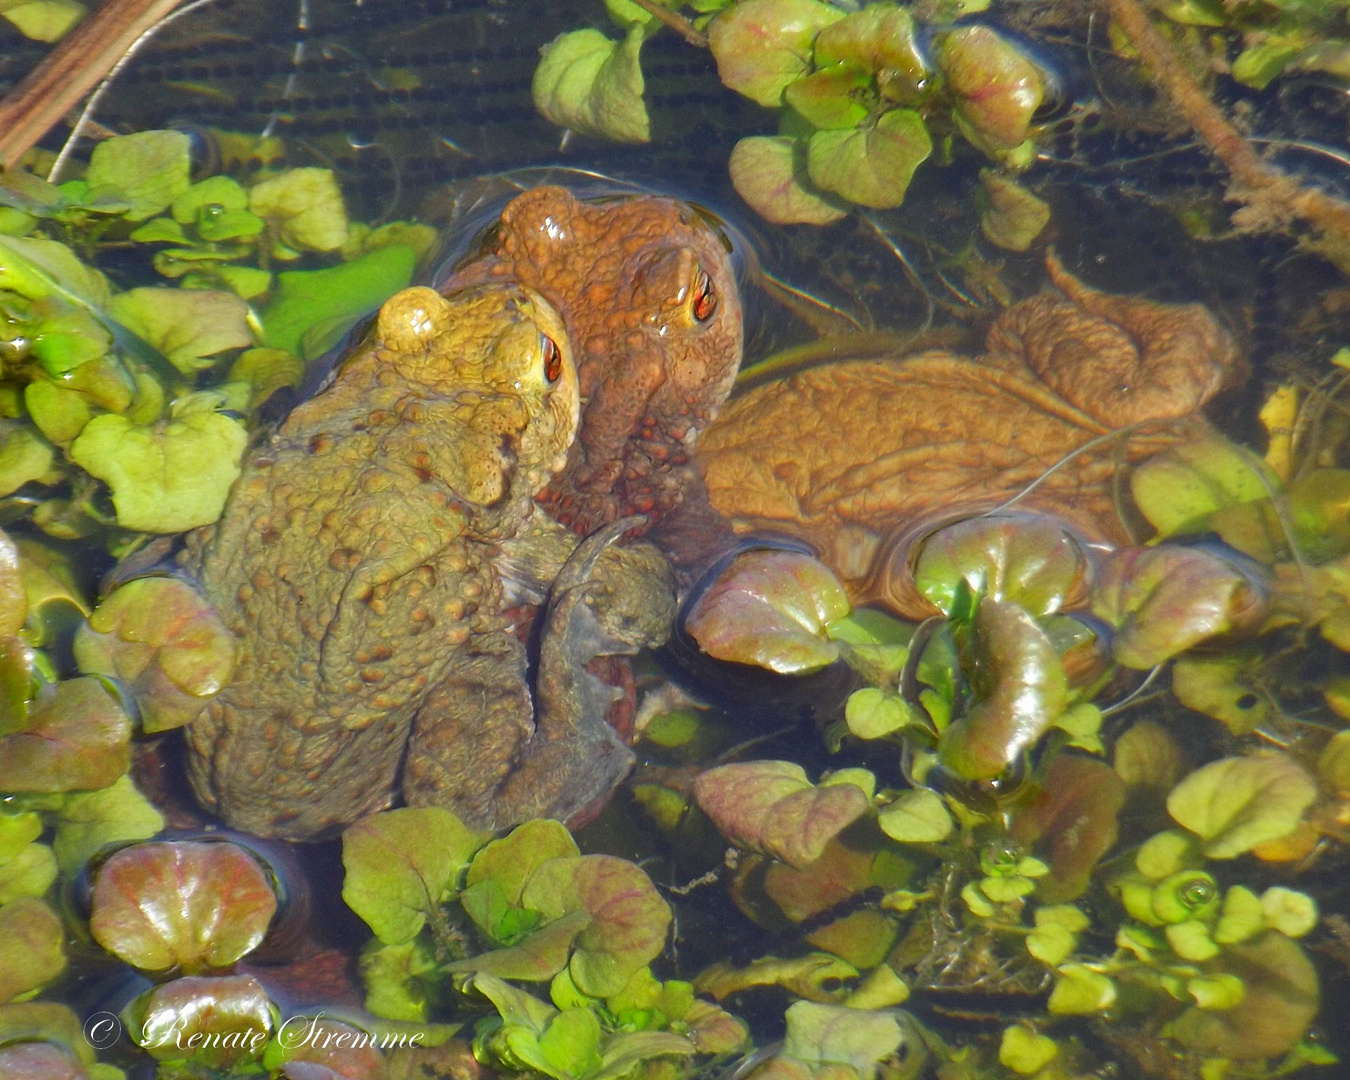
[128,974,273,1064]
[727,136,848,226]
[0,898,65,1002]
[979,170,1051,252]
[248,167,349,254]
[1171,652,1269,735]
[51,775,164,874]
[1167,755,1318,859]
[85,130,191,222]
[0,677,130,793]
[784,62,871,130]
[707,0,843,107]
[877,788,952,843]
[806,108,931,209]
[1130,438,1276,538]
[693,760,871,869]
[0,1,86,43]
[695,953,858,1003]
[109,287,252,374]
[780,1000,908,1079]
[533,27,650,143]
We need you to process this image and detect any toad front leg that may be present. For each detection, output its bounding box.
[402,519,676,830]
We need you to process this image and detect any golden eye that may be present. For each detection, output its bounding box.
[691,268,716,322]
[541,334,563,384]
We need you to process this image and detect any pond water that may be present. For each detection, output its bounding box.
[2,1,1350,1079]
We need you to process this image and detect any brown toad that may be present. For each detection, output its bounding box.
[176,282,674,839]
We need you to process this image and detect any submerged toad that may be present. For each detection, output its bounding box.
[696,255,1239,616]
[440,186,743,552]
[178,283,674,840]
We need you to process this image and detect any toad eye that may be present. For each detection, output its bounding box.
[541,334,563,384]
[691,268,717,322]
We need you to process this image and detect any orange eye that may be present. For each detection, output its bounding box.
[542,335,563,383]
[691,269,716,322]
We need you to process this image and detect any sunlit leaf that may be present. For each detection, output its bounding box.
[359,937,440,1022]
[109,287,251,374]
[0,898,65,1003]
[342,806,485,945]
[263,1016,389,1079]
[449,908,590,983]
[707,0,843,106]
[1130,438,1276,538]
[877,788,952,843]
[465,819,579,921]
[693,760,871,869]
[1261,886,1317,938]
[0,1040,88,1078]
[684,549,850,674]
[781,1000,907,1080]
[1113,720,1185,791]
[85,131,191,222]
[1167,754,1318,859]
[694,953,858,1003]
[0,422,56,497]
[90,841,277,973]
[784,62,871,129]
[1047,964,1115,1015]
[532,27,650,143]
[0,677,130,793]
[999,1025,1057,1075]
[127,974,273,1065]
[727,136,848,226]
[0,233,111,310]
[51,774,164,874]
[813,3,926,89]
[936,26,1044,150]
[248,167,350,255]
[1172,652,1269,735]
[0,842,57,903]
[806,108,931,209]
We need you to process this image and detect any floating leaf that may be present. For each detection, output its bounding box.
[90,841,277,973]
[227,348,305,409]
[0,898,65,1003]
[248,168,350,254]
[51,774,164,874]
[0,814,40,863]
[1010,754,1124,903]
[109,287,252,374]
[128,974,273,1065]
[844,687,920,739]
[0,0,85,43]
[1113,720,1185,791]
[780,1000,908,1079]
[0,1040,89,1078]
[261,244,416,359]
[727,136,848,226]
[1260,886,1317,938]
[522,855,672,997]
[75,576,236,733]
[85,131,191,222]
[813,3,926,90]
[940,600,1067,781]
[979,170,1051,252]
[0,843,57,904]
[1130,438,1276,538]
[1167,754,1317,859]
[806,108,931,209]
[1093,545,1267,669]
[1172,652,1268,735]
[877,788,952,843]
[69,409,247,533]
[532,27,650,143]
[0,422,56,497]
[707,0,843,106]
[684,549,850,674]
[0,677,130,793]
[449,909,590,983]
[936,26,1044,150]
[1047,964,1115,1015]
[784,62,871,129]
[695,953,858,1003]
[360,937,441,1022]
[0,233,111,310]
[342,806,485,945]
[999,1025,1057,1075]
[693,760,871,869]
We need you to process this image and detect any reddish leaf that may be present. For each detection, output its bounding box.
[130,974,273,1066]
[0,677,130,792]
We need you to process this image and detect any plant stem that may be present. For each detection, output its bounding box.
[631,0,708,48]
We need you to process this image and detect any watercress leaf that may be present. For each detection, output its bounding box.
[467,972,558,1033]
[1047,965,1115,1015]
[341,806,485,945]
[727,135,848,225]
[1213,884,1265,945]
[51,774,164,874]
[806,108,931,209]
[783,62,872,130]
[0,897,65,1002]
[1130,437,1277,538]
[594,1031,698,1080]
[467,819,580,912]
[684,548,849,673]
[999,1025,1058,1075]
[0,234,112,309]
[1172,652,1269,735]
[1167,754,1318,858]
[979,170,1051,252]
[695,953,857,1003]
[0,170,64,215]
[109,287,252,374]
[85,131,192,222]
[360,937,440,1022]
[936,26,1044,150]
[707,0,843,106]
[0,677,130,793]
[538,1007,602,1080]
[1260,886,1318,938]
[171,175,249,223]
[69,410,248,533]
[197,208,265,243]
[449,908,592,983]
[90,840,277,973]
[0,813,40,862]
[248,167,350,254]
[685,999,749,1054]
[813,3,926,86]
[844,687,917,739]
[0,421,56,496]
[877,788,952,843]
[0,1040,89,1077]
[532,26,650,144]
[129,218,189,244]
[0,842,56,903]
[126,973,273,1066]
[693,760,871,868]
[781,1000,906,1079]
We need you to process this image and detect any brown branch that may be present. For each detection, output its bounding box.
[0,0,190,170]
[1104,0,1350,257]
[630,0,708,49]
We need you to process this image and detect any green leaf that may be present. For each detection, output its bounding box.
[0,422,55,496]
[936,26,1044,151]
[0,898,65,1003]
[109,287,252,374]
[467,820,581,909]
[1172,652,1269,735]
[470,973,559,1033]
[1260,886,1318,938]
[1167,754,1318,859]
[359,937,441,1022]
[51,775,164,874]
[0,0,85,43]
[248,167,350,254]
[1130,438,1277,538]
[693,760,871,868]
[342,806,485,945]
[1047,964,1115,1015]
[538,1007,603,1080]
[0,814,41,863]
[1232,40,1307,90]
[780,1000,907,1079]
[129,218,189,244]
[0,843,56,903]
[844,686,917,739]
[449,908,592,983]
[532,26,650,144]
[127,973,273,1066]
[979,170,1051,252]
[784,62,871,130]
[0,677,130,793]
[813,3,926,89]
[69,409,248,533]
[0,233,112,309]
[999,1025,1058,1075]
[806,108,931,209]
[696,953,858,1002]
[727,135,848,226]
[1166,919,1219,961]
[261,244,416,358]
[877,788,953,843]
[1213,884,1265,946]
[707,0,843,106]
[85,131,192,222]
[1113,720,1185,791]
[171,175,249,223]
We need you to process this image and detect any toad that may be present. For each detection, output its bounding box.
[179,283,675,840]
[439,186,743,558]
[695,254,1239,617]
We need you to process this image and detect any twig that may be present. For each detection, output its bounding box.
[0,0,190,170]
[630,0,708,48]
[1103,0,1350,261]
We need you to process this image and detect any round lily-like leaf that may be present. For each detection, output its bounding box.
[69,408,247,533]
[342,806,485,946]
[813,3,926,91]
[707,0,843,107]
[127,974,273,1065]
[51,774,164,874]
[761,834,907,927]
[1167,754,1318,859]
[807,108,931,209]
[935,26,1044,150]
[462,819,579,944]
[90,841,278,973]
[109,287,252,375]
[248,168,350,255]
[0,421,57,500]
[685,549,850,674]
[914,514,1091,618]
[0,898,66,1003]
[0,1041,88,1079]
[0,1003,92,1066]
[727,136,848,226]
[532,26,650,144]
[521,855,672,998]
[0,842,57,904]
[939,599,1068,781]
[784,61,871,130]
[1113,720,1185,791]
[693,760,871,869]
[781,1000,909,1080]
[877,788,953,843]
[1093,545,1267,669]
[85,130,191,222]
[999,1025,1058,1076]
[0,677,130,793]
[171,175,249,223]
[1130,438,1276,539]
[447,909,591,984]
[74,577,236,733]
